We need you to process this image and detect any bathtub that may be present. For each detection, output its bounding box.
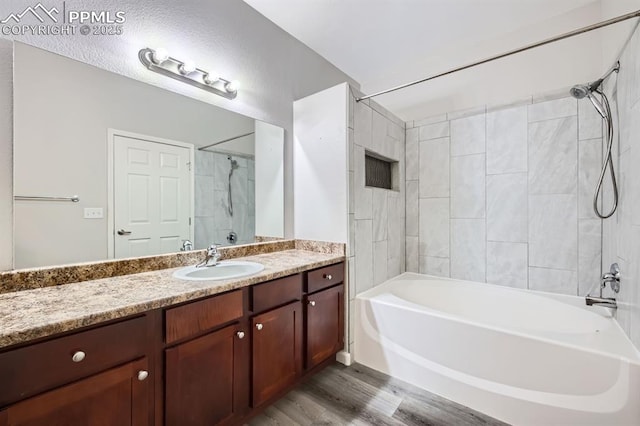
[354,273,640,425]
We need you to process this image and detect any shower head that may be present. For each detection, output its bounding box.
[569,84,590,99]
[228,156,239,170]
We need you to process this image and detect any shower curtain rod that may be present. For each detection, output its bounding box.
[356,9,640,102]
[198,132,255,151]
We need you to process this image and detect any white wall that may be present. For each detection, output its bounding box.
[12,43,258,268]
[0,39,12,271]
[378,2,606,120]
[255,121,284,238]
[0,0,358,259]
[214,133,256,157]
[293,83,349,243]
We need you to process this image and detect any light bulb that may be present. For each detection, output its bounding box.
[151,47,169,64]
[179,60,197,75]
[203,73,218,85]
[225,80,239,93]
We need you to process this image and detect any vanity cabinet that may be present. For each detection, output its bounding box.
[306,284,344,369]
[0,316,152,426]
[251,301,303,407]
[0,261,345,426]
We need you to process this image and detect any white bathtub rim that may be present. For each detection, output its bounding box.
[356,308,635,413]
[356,272,640,365]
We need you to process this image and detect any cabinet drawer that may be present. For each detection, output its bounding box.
[251,275,302,314]
[306,263,345,294]
[165,290,243,344]
[0,316,147,407]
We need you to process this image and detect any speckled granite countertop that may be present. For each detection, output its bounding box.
[0,249,344,349]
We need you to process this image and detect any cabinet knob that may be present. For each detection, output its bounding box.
[71,351,86,363]
[237,331,245,339]
[309,300,316,306]
[137,370,149,381]
[256,323,263,331]
[324,274,333,280]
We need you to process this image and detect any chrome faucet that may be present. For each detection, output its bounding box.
[196,244,221,268]
[586,263,620,309]
[180,240,194,251]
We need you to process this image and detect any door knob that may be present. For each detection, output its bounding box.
[117,229,132,236]
[237,331,245,339]
[137,370,149,381]
[309,300,316,306]
[323,274,333,280]
[256,323,263,331]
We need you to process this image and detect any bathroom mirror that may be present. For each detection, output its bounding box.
[11,42,284,269]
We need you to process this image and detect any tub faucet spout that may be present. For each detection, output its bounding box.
[585,296,617,309]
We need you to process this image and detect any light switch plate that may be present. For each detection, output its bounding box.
[84,208,104,219]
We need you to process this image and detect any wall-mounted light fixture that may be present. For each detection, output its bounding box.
[138,47,239,100]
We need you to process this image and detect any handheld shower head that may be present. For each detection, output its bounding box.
[570,84,590,99]
[586,92,607,119]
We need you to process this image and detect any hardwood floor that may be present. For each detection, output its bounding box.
[248,363,509,426]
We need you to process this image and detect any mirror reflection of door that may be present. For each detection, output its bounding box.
[112,133,193,259]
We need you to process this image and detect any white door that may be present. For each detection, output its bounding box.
[113,135,192,258]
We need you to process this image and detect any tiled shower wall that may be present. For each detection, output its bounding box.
[602,22,640,348]
[405,95,603,296]
[194,150,255,248]
[348,87,406,351]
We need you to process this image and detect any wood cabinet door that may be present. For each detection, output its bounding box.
[252,301,303,407]
[165,323,249,426]
[0,358,151,426]
[306,285,344,369]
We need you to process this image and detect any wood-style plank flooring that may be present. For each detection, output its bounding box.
[248,363,509,426]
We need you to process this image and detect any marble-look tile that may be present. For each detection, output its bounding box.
[529,194,577,270]
[447,105,486,121]
[529,267,578,295]
[486,96,532,114]
[348,214,355,257]
[354,145,373,220]
[214,153,230,190]
[406,236,419,273]
[451,154,485,219]
[614,257,631,339]
[486,173,527,243]
[388,121,404,141]
[372,190,388,242]
[230,167,248,205]
[195,176,215,217]
[528,97,577,122]
[387,192,404,276]
[195,151,215,176]
[531,87,574,104]
[528,116,577,195]
[405,128,419,181]
[578,98,603,140]
[578,138,603,219]
[414,113,447,127]
[194,217,215,250]
[486,105,527,174]
[419,121,449,141]
[348,256,355,301]
[578,219,602,297]
[355,220,374,294]
[405,120,414,129]
[372,110,388,155]
[450,113,485,156]
[419,256,450,277]
[349,171,355,215]
[247,160,255,181]
[418,198,449,258]
[629,104,640,226]
[406,180,419,237]
[373,241,388,286]
[629,226,640,349]
[354,101,373,149]
[214,190,232,230]
[486,242,527,289]
[348,129,355,172]
[419,137,450,198]
[450,219,486,282]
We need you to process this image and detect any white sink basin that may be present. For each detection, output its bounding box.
[173,261,265,281]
